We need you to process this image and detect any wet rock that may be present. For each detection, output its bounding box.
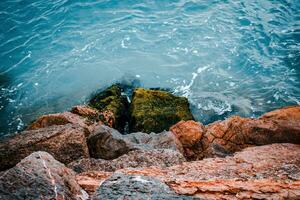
[87,125,184,160]
[69,149,185,173]
[91,173,196,200]
[89,84,129,132]
[26,111,97,132]
[129,88,194,133]
[0,151,88,200]
[0,124,89,171]
[116,144,300,199]
[200,106,300,158]
[71,105,101,121]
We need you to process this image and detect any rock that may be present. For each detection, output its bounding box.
[71,105,101,121]
[87,125,184,160]
[116,144,300,199]
[69,149,185,173]
[26,111,97,133]
[89,84,129,132]
[0,124,89,171]
[91,173,196,200]
[0,151,88,200]
[170,121,204,147]
[87,125,135,160]
[129,88,194,133]
[200,106,300,158]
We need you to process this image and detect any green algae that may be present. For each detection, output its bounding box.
[129,88,194,133]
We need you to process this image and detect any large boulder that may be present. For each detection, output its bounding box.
[200,106,300,158]
[91,173,196,200]
[0,124,90,171]
[89,84,129,132]
[0,151,88,200]
[71,105,101,122]
[129,88,194,133]
[114,143,300,199]
[26,111,98,133]
[87,125,184,160]
[69,149,185,173]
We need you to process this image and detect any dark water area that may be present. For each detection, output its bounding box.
[0,0,299,137]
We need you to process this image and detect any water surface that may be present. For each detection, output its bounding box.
[0,0,299,136]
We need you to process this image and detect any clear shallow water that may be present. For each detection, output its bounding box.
[0,0,299,136]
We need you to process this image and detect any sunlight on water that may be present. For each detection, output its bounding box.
[0,0,299,136]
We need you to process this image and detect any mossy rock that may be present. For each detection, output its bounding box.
[89,84,129,132]
[129,88,194,133]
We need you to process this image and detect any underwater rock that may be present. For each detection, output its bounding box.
[129,88,194,133]
[200,105,300,158]
[114,143,300,199]
[91,173,196,200]
[0,124,89,171]
[26,111,98,133]
[69,149,185,173]
[0,151,88,200]
[89,84,129,133]
[87,125,184,160]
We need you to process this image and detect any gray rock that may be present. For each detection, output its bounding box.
[0,151,88,200]
[87,125,184,160]
[91,173,196,200]
[69,149,186,173]
[0,124,90,171]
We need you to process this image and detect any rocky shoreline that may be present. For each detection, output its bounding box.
[0,84,300,199]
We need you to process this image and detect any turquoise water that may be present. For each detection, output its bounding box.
[0,0,299,136]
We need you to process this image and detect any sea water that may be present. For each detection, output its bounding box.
[0,0,299,136]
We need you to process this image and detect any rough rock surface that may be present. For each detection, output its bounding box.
[91,173,196,200]
[71,105,101,121]
[26,111,98,133]
[200,106,300,158]
[87,125,184,160]
[89,84,129,132]
[69,149,185,173]
[0,124,89,171]
[129,88,194,133]
[0,151,88,200]
[77,144,300,199]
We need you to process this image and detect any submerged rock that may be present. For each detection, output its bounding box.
[0,151,88,200]
[89,84,129,133]
[91,173,196,200]
[0,124,89,171]
[69,149,185,173]
[129,88,194,133]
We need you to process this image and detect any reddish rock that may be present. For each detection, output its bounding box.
[71,105,101,121]
[0,124,90,171]
[26,111,97,132]
[170,120,204,147]
[0,151,88,200]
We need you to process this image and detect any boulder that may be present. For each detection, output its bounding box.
[200,106,300,158]
[87,125,184,160]
[0,151,88,200]
[71,105,101,121]
[129,88,194,133]
[0,124,89,171]
[115,143,300,199]
[89,84,129,132]
[26,111,97,133]
[91,173,196,200]
[69,149,185,173]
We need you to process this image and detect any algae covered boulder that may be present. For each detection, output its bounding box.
[89,84,129,132]
[129,88,194,133]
